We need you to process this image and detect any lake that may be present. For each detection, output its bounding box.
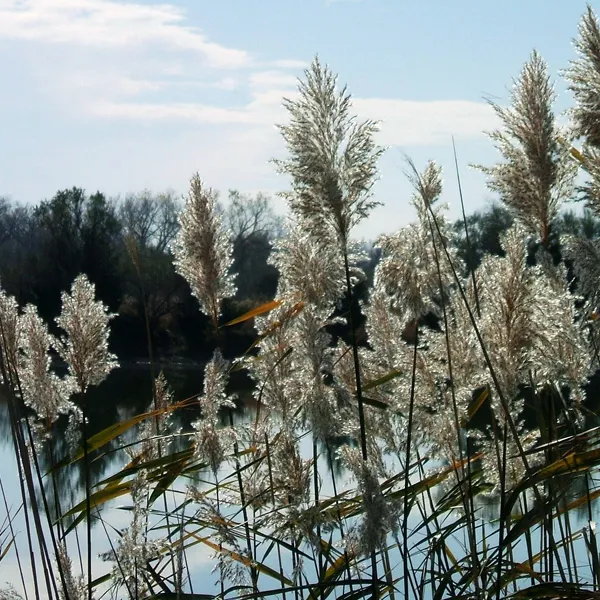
[1,363,599,599]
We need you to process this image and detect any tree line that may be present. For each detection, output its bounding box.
[0,187,597,362]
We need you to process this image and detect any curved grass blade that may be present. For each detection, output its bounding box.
[223,299,283,327]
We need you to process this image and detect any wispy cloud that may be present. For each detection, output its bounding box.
[0,0,250,68]
[354,98,498,146]
[0,0,498,233]
[91,94,498,148]
[0,1,497,146]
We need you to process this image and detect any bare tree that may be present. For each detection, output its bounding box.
[222,190,285,243]
[220,190,284,301]
[119,190,181,253]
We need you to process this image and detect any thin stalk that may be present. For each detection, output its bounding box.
[452,137,481,317]
[215,473,225,599]
[228,410,258,593]
[402,324,419,600]
[381,548,395,600]
[264,433,287,600]
[80,404,93,600]
[519,492,536,588]
[327,444,354,597]
[425,207,481,593]
[495,423,508,600]
[342,248,378,599]
[0,475,28,600]
[585,472,599,590]
[312,438,324,599]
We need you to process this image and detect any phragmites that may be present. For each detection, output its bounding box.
[563,235,600,369]
[340,446,398,555]
[275,57,384,248]
[0,287,21,385]
[193,350,236,476]
[477,50,576,244]
[477,225,590,405]
[375,160,454,323]
[272,225,346,311]
[565,6,600,216]
[56,542,87,600]
[566,5,600,149]
[55,274,118,394]
[172,174,236,326]
[19,304,76,433]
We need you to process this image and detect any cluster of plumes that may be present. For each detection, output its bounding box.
[274,56,385,249]
[193,350,236,476]
[367,148,591,490]
[0,276,117,592]
[172,174,236,326]
[477,50,576,246]
[134,371,176,462]
[562,6,600,370]
[55,274,118,395]
[376,160,455,323]
[101,477,165,598]
[367,160,470,461]
[56,542,88,600]
[240,57,395,558]
[340,446,399,554]
[0,275,117,444]
[473,41,594,402]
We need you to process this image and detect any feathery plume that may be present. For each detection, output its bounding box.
[565,6,600,216]
[375,160,455,323]
[0,286,21,385]
[172,175,236,326]
[476,50,576,244]
[55,274,117,394]
[193,350,236,476]
[340,446,398,555]
[56,543,88,600]
[19,304,76,436]
[275,57,384,248]
[566,5,600,149]
[477,225,589,405]
[272,225,346,311]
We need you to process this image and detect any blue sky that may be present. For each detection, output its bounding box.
[0,0,593,239]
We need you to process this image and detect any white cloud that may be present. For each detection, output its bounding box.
[0,0,500,236]
[270,59,308,70]
[354,98,499,146]
[90,93,498,149]
[0,0,250,69]
[249,70,299,90]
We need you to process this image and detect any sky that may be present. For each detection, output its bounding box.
[0,0,595,240]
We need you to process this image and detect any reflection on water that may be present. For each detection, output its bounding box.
[0,364,251,525]
[1,363,599,527]
[2,363,600,596]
